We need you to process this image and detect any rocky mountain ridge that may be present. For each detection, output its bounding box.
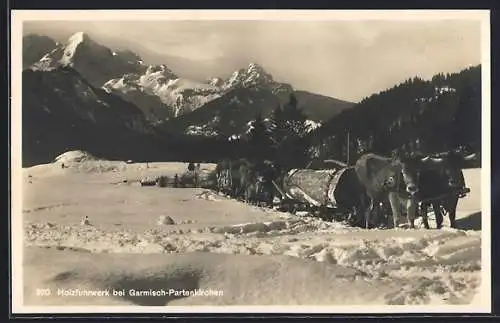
[25,32,354,125]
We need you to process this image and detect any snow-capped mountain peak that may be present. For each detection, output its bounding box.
[145,64,177,78]
[222,62,285,92]
[103,62,221,118]
[70,31,90,43]
[59,32,92,66]
[207,77,224,87]
[31,31,147,88]
[245,62,274,85]
[26,32,302,129]
[247,62,269,76]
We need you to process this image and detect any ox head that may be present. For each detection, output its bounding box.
[420,151,475,189]
[357,153,417,195]
[390,155,421,196]
[402,166,420,195]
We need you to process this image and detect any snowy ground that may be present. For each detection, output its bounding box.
[18,153,485,308]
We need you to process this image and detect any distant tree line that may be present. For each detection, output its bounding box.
[306,65,481,165]
[178,65,481,170]
[23,65,481,169]
[206,65,482,169]
[220,92,313,170]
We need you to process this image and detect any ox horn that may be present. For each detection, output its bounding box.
[430,157,444,162]
[463,153,477,161]
[422,155,443,163]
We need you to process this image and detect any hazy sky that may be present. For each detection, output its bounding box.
[23,20,481,102]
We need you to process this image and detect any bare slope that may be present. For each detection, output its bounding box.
[22,34,58,69]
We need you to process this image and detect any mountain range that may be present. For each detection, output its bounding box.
[25,33,354,121]
[22,32,355,164]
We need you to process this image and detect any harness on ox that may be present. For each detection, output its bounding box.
[386,164,470,222]
[417,187,470,204]
[402,162,471,204]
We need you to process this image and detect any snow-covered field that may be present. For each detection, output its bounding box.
[16,152,486,309]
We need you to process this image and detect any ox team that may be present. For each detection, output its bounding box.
[214,149,475,229]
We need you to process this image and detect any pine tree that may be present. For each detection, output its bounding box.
[246,112,272,161]
[248,113,268,145]
[269,104,286,146]
[282,93,308,137]
[269,93,311,169]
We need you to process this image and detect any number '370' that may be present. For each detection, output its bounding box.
[36,288,51,296]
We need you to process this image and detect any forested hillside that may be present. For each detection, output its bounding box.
[307,65,481,164]
[22,60,481,169]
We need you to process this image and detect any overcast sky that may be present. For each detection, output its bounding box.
[23,20,481,102]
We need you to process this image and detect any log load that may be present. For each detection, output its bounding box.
[282,167,351,208]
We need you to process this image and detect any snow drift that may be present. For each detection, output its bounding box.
[19,161,485,308]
